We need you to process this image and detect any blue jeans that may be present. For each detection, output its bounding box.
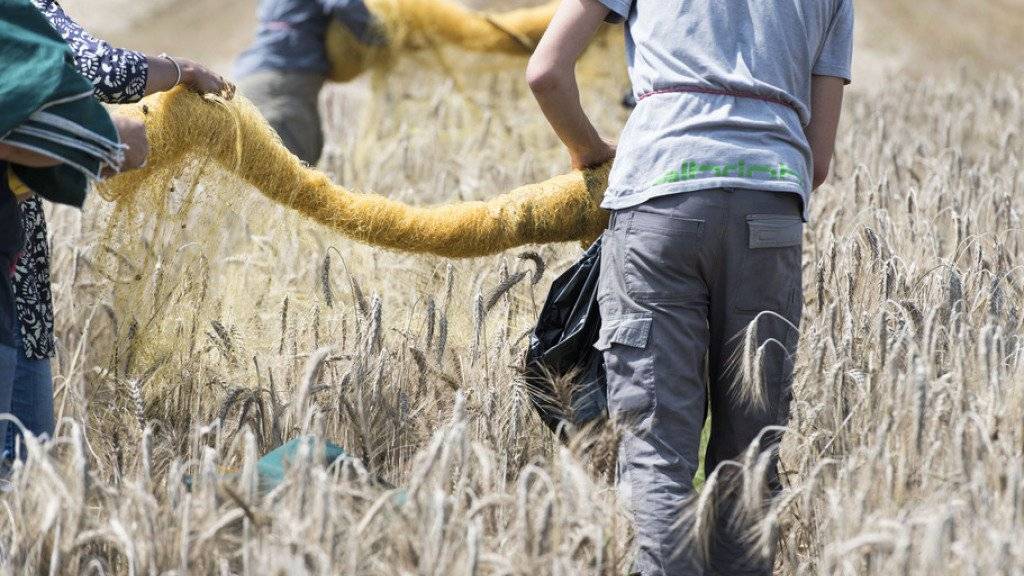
[0,342,17,455]
[1,320,54,460]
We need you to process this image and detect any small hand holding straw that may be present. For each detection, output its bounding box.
[99,88,610,258]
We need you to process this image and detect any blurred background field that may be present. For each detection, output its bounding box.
[2,1,1023,574]
[60,0,1024,81]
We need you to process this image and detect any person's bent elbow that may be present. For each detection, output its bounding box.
[526,57,562,95]
[812,162,831,190]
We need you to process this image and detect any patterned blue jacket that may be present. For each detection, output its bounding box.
[235,0,382,79]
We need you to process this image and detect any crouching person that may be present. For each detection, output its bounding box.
[235,0,384,166]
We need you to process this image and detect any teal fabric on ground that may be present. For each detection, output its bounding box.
[181,437,408,506]
[256,436,350,492]
[0,0,121,207]
[257,437,408,504]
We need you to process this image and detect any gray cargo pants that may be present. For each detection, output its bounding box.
[237,70,326,166]
[597,189,803,576]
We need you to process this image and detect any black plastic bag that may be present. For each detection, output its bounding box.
[524,238,607,438]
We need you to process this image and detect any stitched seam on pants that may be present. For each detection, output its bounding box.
[623,435,646,574]
[633,293,706,305]
[772,287,801,423]
[624,433,663,576]
[706,196,730,298]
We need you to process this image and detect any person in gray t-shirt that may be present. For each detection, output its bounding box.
[528,1,852,574]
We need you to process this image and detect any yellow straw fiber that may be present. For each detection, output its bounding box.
[326,0,559,83]
[100,89,610,258]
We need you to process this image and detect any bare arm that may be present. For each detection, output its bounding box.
[145,55,235,99]
[1,117,149,181]
[42,1,234,102]
[527,0,613,170]
[110,117,150,173]
[805,75,845,189]
[0,143,61,168]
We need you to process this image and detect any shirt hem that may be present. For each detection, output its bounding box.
[601,179,809,221]
[595,0,629,22]
[811,65,853,85]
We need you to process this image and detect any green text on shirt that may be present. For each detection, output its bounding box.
[652,160,802,187]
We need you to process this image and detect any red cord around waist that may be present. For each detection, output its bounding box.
[636,85,799,114]
[264,20,293,31]
[6,251,20,277]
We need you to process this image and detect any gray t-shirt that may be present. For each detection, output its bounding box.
[597,0,854,218]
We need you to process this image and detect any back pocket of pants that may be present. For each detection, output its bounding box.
[595,314,655,424]
[734,215,803,314]
[623,210,706,301]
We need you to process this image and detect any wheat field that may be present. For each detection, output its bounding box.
[2,4,1024,575]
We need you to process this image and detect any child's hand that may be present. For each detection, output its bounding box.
[570,137,616,170]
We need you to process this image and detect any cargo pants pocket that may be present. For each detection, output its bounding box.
[595,313,656,431]
[732,214,804,421]
[734,214,803,314]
